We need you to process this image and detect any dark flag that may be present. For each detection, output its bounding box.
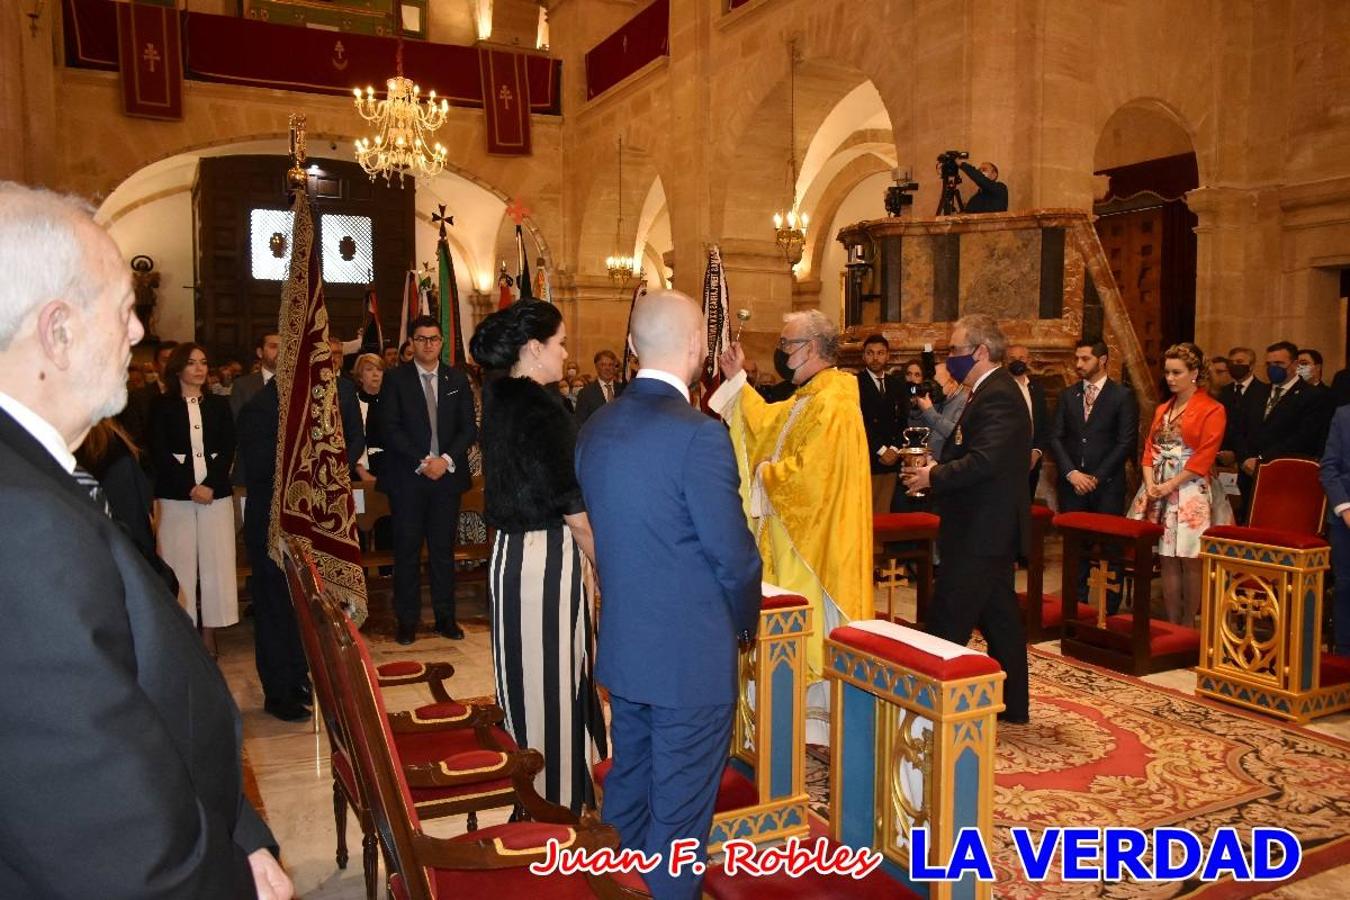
[515,224,535,303]
[268,115,368,625]
[433,206,466,366]
[359,287,382,357]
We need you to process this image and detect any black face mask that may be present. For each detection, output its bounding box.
[1227,363,1251,382]
[773,348,796,382]
[1007,360,1029,377]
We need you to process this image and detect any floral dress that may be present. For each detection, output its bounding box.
[1127,408,1233,558]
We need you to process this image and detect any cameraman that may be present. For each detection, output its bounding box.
[960,161,1008,213]
[914,361,967,459]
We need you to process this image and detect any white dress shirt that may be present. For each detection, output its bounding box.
[635,368,690,403]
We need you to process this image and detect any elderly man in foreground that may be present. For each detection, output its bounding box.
[0,181,291,899]
[713,310,872,744]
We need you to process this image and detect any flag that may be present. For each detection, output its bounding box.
[535,257,552,304]
[515,225,535,303]
[497,262,515,310]
[359,287,382,356]
[268,183,368,626]
[701,244,730,394]
[619,280,648,384]
[397,269,421,349]
[438,235,466,367]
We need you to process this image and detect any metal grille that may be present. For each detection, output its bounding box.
[320,213,374,284]
[249,208,296,281]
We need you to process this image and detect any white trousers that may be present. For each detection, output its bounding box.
[158,497,239,627]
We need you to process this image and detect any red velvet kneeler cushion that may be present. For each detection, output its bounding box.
[1203,525,1328,551]
[1103,615,1200,655]
[830,624,1001,680]
[1030,504,1055,523]
[1053,511,1164,541]
[1321,654,1350,687]
[760,594,809,611]
[872,512,940,537]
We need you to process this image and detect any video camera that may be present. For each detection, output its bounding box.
[906,379,944,410]
[936,150,969,181]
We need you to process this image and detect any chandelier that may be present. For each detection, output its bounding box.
[772,40,808,266]
[605,135,643,288]
[353,30,449,185]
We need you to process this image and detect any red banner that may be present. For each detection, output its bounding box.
[584,0,669,101]
[478,48,532,156]
[63,1,562,114]
[116,1,184,120]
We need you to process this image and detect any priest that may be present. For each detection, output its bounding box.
[711,310,872,744]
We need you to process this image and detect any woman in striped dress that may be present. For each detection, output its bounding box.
[469,302,607,814]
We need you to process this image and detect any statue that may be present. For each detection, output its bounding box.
[130,255,160,341]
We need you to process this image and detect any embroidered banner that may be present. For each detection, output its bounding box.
[584,0,669,101]
[115,1,184,121]
[478,48,532,156]
[62,0,561,114]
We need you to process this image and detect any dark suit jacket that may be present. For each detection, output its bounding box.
[228,370,269,486]
[857,370,904,474]
[376,362,476,494]
[576,377,762,708]
[1240,377,1325,463]
[930,367,1032,559]
[0,409,273,897]
[574,379,624,426]
[117,381,164,465]
[959,162,1009,213]
[1320,406,1350,525]
[149,393,236,500]
[1048,378,1138,493]
[1219,378,1271,458]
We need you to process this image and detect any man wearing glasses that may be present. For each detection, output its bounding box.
[712,311,872,745]
[901,314,1031,724]
[377,316,478,644]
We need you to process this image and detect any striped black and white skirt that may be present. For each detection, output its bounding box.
[490,525,608,814]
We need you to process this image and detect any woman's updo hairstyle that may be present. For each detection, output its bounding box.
[1163,342,1206,385]
[470,301,564,371]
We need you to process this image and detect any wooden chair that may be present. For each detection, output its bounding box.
[354,476,492,591]
[1017,504,1094,642]
[299,544,642,899]
[872,512,939,625]
[1056,512,1199,675]
[282,541,540,900]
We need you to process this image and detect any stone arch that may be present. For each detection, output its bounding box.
[632,176,673,287]
[1092,99,1198,181]
[573,132,667,279]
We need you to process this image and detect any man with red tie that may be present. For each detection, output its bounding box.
[575,349,623,426]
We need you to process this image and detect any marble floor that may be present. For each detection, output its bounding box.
[220,551,1350,898]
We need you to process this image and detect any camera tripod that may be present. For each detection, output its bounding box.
[936,174,965,216]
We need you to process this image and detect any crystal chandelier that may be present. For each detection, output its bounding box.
[772,41,808,266]
[353,32,449,185]
[605,135,643,288]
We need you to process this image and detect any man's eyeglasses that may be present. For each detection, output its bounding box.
[776,337,811,352]
[411,335,443,345]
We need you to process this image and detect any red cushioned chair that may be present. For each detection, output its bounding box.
[1017,504,1094,641]
[872,512,940,624]
[1055,512,1199,674]
[284,544,546,900]
[1248,458,1326,534]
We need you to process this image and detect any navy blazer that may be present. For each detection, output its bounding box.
[857,370,904,474]
[0,410,273,896]
[576,377,762,708]
[1048,378,1138,486]
[376,362,477,493]
[1321,405,1350,524]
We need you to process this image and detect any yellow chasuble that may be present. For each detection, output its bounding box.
[712,367,872,684]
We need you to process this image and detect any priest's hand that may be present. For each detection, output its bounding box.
[901,462,935,495]
[719,342,745,380]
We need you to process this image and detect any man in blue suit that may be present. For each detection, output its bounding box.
[1319,405,1350,658]
[577,289,762,900]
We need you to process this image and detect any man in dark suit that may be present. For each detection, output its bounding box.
[377,315,477,644]
[577,290,761,900]
[0,182,290,897]
[118,339,176,455]
[229,332,279,487]
[902,314,1031,724]
[1298,347,1335,451]
[237,372,364,722]
[1236,341,1327,513]
[1007,344,1049,501]
[574,348,623,426]
[858,333,904,513]
[959,160,1009,213]
[1215,345,1267,521]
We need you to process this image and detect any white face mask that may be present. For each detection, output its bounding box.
[1297,364,1314,381]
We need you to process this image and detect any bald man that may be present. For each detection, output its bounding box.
[576,290,761,900]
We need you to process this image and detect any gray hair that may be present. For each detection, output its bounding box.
[0,182,101,351]
[956,313,1007,363]
[783,310,839,363]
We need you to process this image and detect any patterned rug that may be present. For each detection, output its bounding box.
[806,648,1350,898]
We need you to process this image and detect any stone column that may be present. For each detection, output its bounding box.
[1187,185,1268,360]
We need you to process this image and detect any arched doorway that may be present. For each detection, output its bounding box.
[1092,102,1199,375]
